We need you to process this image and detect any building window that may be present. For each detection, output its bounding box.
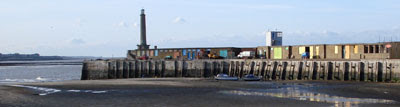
[364,45,368,53]
[334,46,338,54]
[299,47,305,55]
[380,45,384,53]
[354,45,358,54]
[375,45,379,53]
[369,45,374,53]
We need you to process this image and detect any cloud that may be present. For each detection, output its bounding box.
[152,33,264,48]
[284,29,400,45]
[68,38,86,45]
[117,21,129,28]
[49,26,55,30]
[173,17,186,24]
[75,18,85,27]
[244,4,294,10]
[203,3,294,10]
[392,26,400,30]
[114,21,138,29]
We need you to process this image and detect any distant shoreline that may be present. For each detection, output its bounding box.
[0,60,83,66]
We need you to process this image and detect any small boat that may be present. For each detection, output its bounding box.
[242,74,261,81]
[215,74,239,81]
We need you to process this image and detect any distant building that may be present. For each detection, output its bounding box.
[266,31,283,46]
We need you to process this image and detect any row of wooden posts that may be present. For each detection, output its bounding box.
[82,60,396,82]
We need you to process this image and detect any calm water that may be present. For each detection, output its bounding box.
[0,60,82,84]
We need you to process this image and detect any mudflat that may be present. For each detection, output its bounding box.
[1,78,400,107]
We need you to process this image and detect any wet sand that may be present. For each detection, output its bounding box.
[1,78,400,107]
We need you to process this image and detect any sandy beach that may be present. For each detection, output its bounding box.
[1,78,400,107]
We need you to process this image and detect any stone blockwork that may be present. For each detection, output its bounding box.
[82,59,400,82]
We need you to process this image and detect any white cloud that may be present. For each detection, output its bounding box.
[203,3,294,10]
[49,26,55,30]
[245,4,294,10]
[173,17,186,24]
[75,18,85,27]
[68,38,86,45]
[117,21,129,28]
[284,29,400,45]
[133,22,138,27]
[115,21,138,29]
[392,26,400,30]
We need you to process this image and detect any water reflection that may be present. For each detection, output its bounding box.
[219,86,396,107]
[10,85,109,95]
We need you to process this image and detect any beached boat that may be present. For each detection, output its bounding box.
[215,74,239,81]
[242,74,261,81]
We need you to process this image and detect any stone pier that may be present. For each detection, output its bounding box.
[81,59,400,82]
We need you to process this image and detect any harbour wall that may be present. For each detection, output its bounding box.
[81,59,400,82]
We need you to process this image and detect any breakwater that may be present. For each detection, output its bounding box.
[81,59,400,82]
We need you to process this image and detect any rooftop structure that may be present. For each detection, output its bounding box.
[266,31,283,46]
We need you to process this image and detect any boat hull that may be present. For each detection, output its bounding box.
[215,77,239,81]
[242,78,261,81]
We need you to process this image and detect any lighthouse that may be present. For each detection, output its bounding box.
[137,9,150,50]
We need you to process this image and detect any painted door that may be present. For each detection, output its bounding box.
[173,52,180,58]
[150,50,154,56]
[310,46,313,59]
[188,52,191,60]
[182,49,187,56]
[273,47,282,59]
[192,52,196,59]
[154,50,158,56]
[345,45,350,59]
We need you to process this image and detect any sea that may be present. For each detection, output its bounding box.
[0,60,83,84]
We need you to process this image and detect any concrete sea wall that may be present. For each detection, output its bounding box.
[82,59,400,82]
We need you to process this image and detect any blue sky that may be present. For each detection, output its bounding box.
[1,0,400,57]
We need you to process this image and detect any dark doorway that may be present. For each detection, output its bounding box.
[267,47,271,59]
[288,46,292,59]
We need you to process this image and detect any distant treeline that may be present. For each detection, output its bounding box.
[0,53,63,61]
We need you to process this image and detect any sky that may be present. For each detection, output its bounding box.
[1,0,400,57]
